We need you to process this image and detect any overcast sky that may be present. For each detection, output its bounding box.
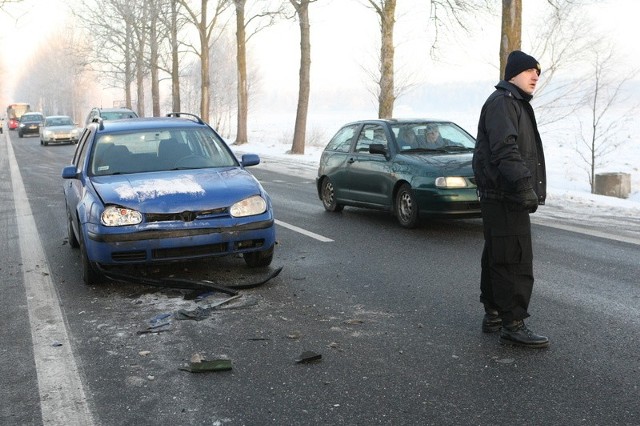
[1,0,638,106]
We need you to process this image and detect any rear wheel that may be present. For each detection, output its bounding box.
[243,244,274,268]
[395,183,419,228]
[320,177,344,212]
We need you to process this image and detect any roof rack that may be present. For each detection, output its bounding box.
[166,112,205,125]
[91,116,105,130]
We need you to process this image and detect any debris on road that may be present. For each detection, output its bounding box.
[296,351,322,364]
[179,358,233,373]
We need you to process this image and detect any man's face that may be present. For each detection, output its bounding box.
[426,128,439,143]
[510,68,539,95]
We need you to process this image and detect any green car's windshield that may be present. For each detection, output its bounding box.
[90,127,238,176]
[392,122,476,153]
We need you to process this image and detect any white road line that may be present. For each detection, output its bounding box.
[275,219,334,242]
[7,137,94,425]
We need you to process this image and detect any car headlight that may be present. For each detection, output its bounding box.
[44,130,53,137]
[101,205,142,226]
[230,195,267,217]
[435,176,468,188]
[71,128,80,137]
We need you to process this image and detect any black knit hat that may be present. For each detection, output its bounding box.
[504,50,541,81]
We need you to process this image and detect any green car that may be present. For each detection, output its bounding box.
[316,119,481,228]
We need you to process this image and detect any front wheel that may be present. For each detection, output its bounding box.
[79,234,102,285]
[320,177,344,212]
[67,213,79,248]
[243,245,274,268]
[395,183,419,228]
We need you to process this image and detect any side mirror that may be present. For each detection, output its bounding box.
[241,153,260,167]
[61,165,78,179]
[369,143,387,156]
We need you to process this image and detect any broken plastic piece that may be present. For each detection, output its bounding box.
[179,359,233,373]
[296,351,322,364]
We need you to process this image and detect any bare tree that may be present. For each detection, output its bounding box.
[364,0,482,119]
[233,0,284,145]
[575,48,636,193]
[365,0,396,119]
[287,0,316,154]
[178,0,231,122]
[499,0,521,78]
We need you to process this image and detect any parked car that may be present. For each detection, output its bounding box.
[316,119,481,228]
[85,107,138,127]
[40,115,82,146]
[18,112,44,138]
[62,113,276,285]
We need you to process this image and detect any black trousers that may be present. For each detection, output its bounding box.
[480,199,534,323]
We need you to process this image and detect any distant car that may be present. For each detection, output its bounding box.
[85,107,138,127]
[316,119,481,228]
[18,112,44,138]
[40,115,82,146]
[62,113,276,285]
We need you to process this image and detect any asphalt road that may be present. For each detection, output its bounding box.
[1,131,639,425]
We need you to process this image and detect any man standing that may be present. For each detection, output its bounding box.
[472,50,549,348]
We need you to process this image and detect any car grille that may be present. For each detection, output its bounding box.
[110,239,266,262]
[146,208,228,223]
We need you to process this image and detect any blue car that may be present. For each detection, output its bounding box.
[62,113,276,285]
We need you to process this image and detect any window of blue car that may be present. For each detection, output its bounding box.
[90,128,238,176]
[325,124,357,152]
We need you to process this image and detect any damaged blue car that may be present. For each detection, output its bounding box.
[62,113,276,285]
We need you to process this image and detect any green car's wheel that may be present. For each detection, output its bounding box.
[395,183,419,228]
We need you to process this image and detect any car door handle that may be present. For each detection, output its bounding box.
[347,158,355,164]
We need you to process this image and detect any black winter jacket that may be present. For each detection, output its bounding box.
[473,80,546,205]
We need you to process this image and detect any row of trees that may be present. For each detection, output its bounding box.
[5,0,636,192]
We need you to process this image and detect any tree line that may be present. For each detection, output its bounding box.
[5,0,636,191]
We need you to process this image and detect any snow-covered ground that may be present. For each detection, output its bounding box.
[228,111,640,245]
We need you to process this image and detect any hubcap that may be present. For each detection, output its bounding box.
[398,192,413,221]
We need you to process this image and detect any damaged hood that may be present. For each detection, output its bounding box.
[91,168,262,213]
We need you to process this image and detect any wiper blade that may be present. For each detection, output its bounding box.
[442,145,474,152]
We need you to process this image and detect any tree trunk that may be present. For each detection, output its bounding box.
[235,0,249,145]
[150,4,160,117]
[171,0,181,113]
[290,0,311,155]
[500,0,522,80]
[199,0,210,122]
[378,0,395,119]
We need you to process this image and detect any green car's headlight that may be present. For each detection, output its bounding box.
[230,195,267,217]
[435,177,468,188]
[101,205,143,226]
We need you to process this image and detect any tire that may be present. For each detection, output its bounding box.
[44,141,48,146]
[320,177,344,212]
[67,213,79,249]
[19,131,23,138]
[79,233,101,285]
[243,244,274,268]
[395,183,419,228]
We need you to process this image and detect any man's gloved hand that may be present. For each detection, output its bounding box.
[515,178,539,213]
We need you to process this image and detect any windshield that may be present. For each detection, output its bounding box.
[90,127,238,176]
[392,122,476,153]
[46,117,73,126]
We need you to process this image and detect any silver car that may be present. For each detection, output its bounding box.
[40,115,82,146]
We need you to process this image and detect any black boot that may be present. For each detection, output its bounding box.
[482,308,501,333]
[500,320,549,348]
